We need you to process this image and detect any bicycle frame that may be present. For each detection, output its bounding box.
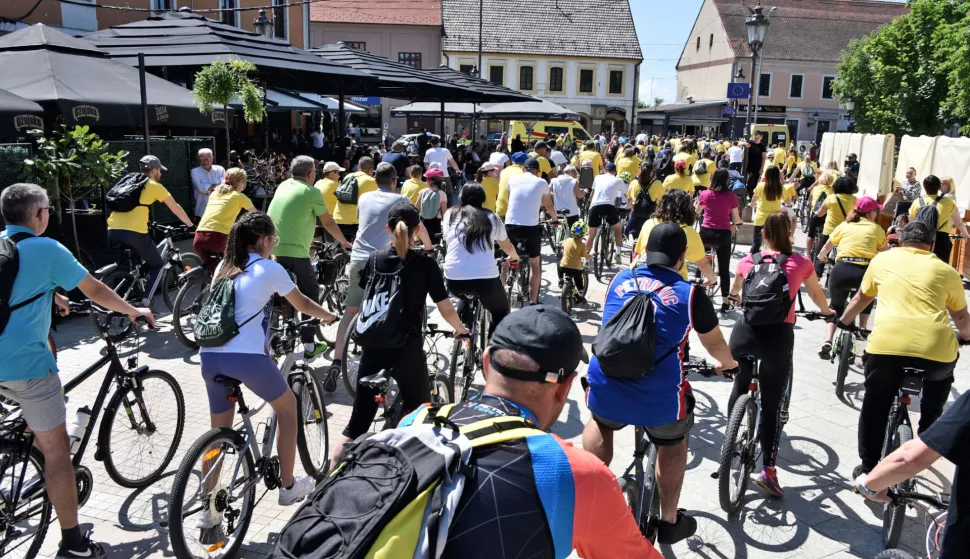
[623,427,660,529]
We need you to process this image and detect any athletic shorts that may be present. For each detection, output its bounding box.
[337,223,359,243]
[200,352,288,414]
[0,373,67,432]
[588,204,620,228]
[591,389,695,446]
[505,225,542,259]
[344,258,370,308]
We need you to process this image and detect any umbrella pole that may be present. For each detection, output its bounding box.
[440,101,445,139]
[138,53,150,154]
[338,89,346,161]
[263,82,269,154]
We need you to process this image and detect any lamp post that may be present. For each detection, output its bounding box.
[744,1,770,136]
[733,67,745,138]
[253,8,273,39]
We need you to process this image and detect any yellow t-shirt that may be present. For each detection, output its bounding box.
[107,178,170,234]
[673,152,691,170]
[909,194,957,233]
[560,237,589,270]
[829,218,887,264]
[752,183,797,226]
[196,190,255,235]
[332,171,378,225]
[811,183,834,208]
[823,193,857,235]
[615,156,639,177]
[861,247,967,362]
[663,174,695,196]
[627,179,664,207]
[577,151,603,176]
[401,178,428,206]
[783,155,798,175]
[634,218,705,280]
[481,176,499,212]
[772,147,787,168]
[496,165,524,217]
[692,159,715,188]
[315,178,339,215]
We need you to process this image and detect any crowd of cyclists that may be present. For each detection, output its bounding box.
[1,123,969,559]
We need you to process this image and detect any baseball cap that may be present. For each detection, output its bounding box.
[645,222,688,268]
[855,196,884,213]
[847,153,858,159]
[511,152,529,165]
[139,155,167,172]
[489,305,589,383]
[534,141,549,150]
[479,162,498,173]
[387,201,420,230]
[605,161,617,172]
[523,156,542,171]
[322,161,345,173]
[423,168,446,180]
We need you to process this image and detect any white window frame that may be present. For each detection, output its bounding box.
[219,0,237,27]
[788,73,804,100]
[821,74,837,100]
[757,71,773,99]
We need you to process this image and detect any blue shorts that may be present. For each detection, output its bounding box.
[200,352,288,414]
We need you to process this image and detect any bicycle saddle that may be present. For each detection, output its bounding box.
[900,372,924,396]
[359,369,390,389]
[108,242,134,253]
[212,375,243,388]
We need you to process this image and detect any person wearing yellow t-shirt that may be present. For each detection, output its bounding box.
[559,220,590,304]
[673,147,691,172]
[528,141,556,179]
[772,145,787,169]
[815,196,889,359]
[691,155,716,190]
[332,156,379,240]
[815,176,858,277]
[496,152,527,218]
[839,219,970,475]
[908,175,970,262]
[474,162,501,212]
[107,155,194,303]
[314,161,343,214]
[633,189,714,285]
[576,141,604,176]
[663,159,695,196]
[194,167,255,268]
[625,165,665,238]
[805,170,835,262]
[615,146,639,177]
[401,165,429,206]
[748,167,796,252]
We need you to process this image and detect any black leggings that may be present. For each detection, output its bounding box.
[934,231,952,263]
[107,229,164,297]
[828,261,874,316]
[446,277,509,338]
[343,336,429,439]
[750,225,763,253]
[699,227,732,297]
[728,322,794,468]
[813,234,830,278]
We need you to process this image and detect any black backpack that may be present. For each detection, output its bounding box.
[741,252,793,326]
[335,174,361,205]
[694,160,709,175]
[352,252,409,350]
[592,269,679,378]
[634,180,658,218]
[0,233,46,336]
[812,190,828,216]
[654,155,674,182]
[105,172,150,213]
[913,196,941,231]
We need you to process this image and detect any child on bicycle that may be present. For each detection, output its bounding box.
[559,220,590,304]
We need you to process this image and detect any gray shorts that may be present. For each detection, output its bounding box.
[592,390,695,446]
[0,374,66,432]
[345,258,370,308]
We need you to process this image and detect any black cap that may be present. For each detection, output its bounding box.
[645,222,688,268]
[605,161,617,172]
[534,141,549,150]
[523,156,542,171]
[387,201,420,229]
[489,306,589,383]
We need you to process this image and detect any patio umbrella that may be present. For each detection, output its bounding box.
[0,88,44,137]
[233,89,365,112]
[478,99,580,120]
[390,102,480,119]
[0,25,226,129]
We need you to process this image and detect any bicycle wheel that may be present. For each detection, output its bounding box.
[617,476,642,531]
[0,447,51,559]
[173,276,208,350]
[99,370,185,488]
[341,314,362,397]
[718,394,757,513]
[731,228,738,253]
[835,331,852,399]
[561,276,574,314]
[169,428,255,559]
[431,373,453,405]
[705,250,719,298]
[882,423,913,548]
[290,375,329,479]
[163,253,204,311]
[91,268,141,342]
[316,277,348,344]
[593,231,605,280]
[448,338,476,403]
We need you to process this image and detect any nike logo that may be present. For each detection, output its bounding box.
[356,292,392,333]
[61,548,94,557]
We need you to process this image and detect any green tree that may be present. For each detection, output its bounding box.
[637,99,648,109]
[192,58,266,160]
[940,5,970,133]
[654,97,664,107]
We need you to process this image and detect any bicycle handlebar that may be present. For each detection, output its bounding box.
[149,222,191,236]
[796,310,837,323]
[70,301,153,329]
[682,358,740,379]
[886,488,948,510]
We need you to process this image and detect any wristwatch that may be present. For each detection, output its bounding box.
[856,476,878,497]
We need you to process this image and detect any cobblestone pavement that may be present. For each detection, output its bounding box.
[37,228,969,558]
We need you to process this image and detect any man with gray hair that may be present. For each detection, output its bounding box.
[190,147,225,218]
[1,183,154,559]
[267,155,351,361]
[381,141,411,183]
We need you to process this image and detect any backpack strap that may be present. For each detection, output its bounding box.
[7,233,49,311]
[835,195,848,218]
[234,258,265,328]
[421,406,544,447]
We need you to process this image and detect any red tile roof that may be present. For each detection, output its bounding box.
[310,0,441,26]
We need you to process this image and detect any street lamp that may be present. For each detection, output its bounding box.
[744,1,770,136]
[253,8,273,39]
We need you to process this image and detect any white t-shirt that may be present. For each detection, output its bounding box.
[201,254,295,355]
[424,147,454,170]
[550,150,568,166]
[489,152,510,167]
[589,174,627,208]
[441,208,508,280]
[635,133,649,145]
[504,173,549,226]
[311,131,324,149]
[551,176,580,216]
[727,145,744,164]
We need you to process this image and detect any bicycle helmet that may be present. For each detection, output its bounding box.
[571,220,589,239]
[618,172,634,184]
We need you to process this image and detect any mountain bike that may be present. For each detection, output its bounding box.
[831,291,867,400]
[504,253,531,309]
[559,260,589,315]
[553,210,571,259]
[312,239,350,345]
[168,316,329,559]
[540,214,559,254]
[873,489,948,559]
[449,292,491,403]
[592,224,616,281]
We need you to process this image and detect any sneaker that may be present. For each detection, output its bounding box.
[279,475,315,506]
[303,342,328,362]
[719,302,731,314]
[574,295,587,305]
[322,364,339,393]
[818,340,833,360]
[194,507,223,530]
[56,536,107,559]
[754,467,784,497]
[614,251,623,265]
[657,510,697,545]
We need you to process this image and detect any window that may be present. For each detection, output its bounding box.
[519,65,534,91]
[272,0,286,39]
[151,0,175,11]
[789,74,803,99]
[459,64,475,75]
[696,36,701,50]
[219,0,236,26]
[709,33,714,47]
[758,73,771,97]
[609,70,624,95]
[579,69,594,93]
[822,75,836,99]
[489,65,504,86]
[398,53,422,68]
[346,42,366,50]
[549,67,564,92]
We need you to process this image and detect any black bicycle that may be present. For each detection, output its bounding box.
[312,239,351,345]
[874,489,948,559]
[358,366,453,433]
[831,301,868,400]
[449,292,491,403]
[504,253,531,309]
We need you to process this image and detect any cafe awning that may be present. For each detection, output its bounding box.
[0,88,44,137]
[234,89,365,112]
[478,99,579,120]
[390,102,480,118]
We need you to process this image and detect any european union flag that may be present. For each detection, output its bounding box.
[727,83,751,99]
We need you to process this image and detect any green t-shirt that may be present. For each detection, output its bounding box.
[267,177,328,258]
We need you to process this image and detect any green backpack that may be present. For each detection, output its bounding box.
[194,259,263,347]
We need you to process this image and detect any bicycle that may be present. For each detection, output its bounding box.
[873,489,949,559]
[448,292,491,403]
[311,239,351,345]
[559,259,589,315]
[93,222,202,341]
[504,252,532,310]
[168,315,330,559]
[592,223,616,281]
[553,210,571,260]
[172,254,222,350]
[540,213,559,254]
[358,365,453,433]
[830,292,868,400]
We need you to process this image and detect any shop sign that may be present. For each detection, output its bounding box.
[351,96,381,105]
[606,106,626,116]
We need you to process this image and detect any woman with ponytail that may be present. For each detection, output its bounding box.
[199,211,337,511]
[194,167,255,269]
[329,202,469,466]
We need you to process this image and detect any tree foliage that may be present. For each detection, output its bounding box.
[833,0,970,136]
[193,58,266,158]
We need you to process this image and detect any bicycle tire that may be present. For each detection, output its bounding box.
[705,251,718,298]
[290,375,329,480]
[431,373,453,406]
[91,268,140,342]
[561,276,573,314]
[449,338,473,403]
[718,394,757,513]
[316,277,348,344]
[172,276,208,350]
[835,331,852,399]
[732,228,738,253]
[0,446,51,559]
[341,313,362,397]
[594,230,605,280]
[162,253,203,311]
[99,370,185,488]
[646,475,662,544]
[882,423,913,549]
[169,428,255,559]
[874,549,916,559]
[618,476,642,532]
[545,224,557,254]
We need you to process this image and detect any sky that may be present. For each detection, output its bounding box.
[630,0,705,106]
